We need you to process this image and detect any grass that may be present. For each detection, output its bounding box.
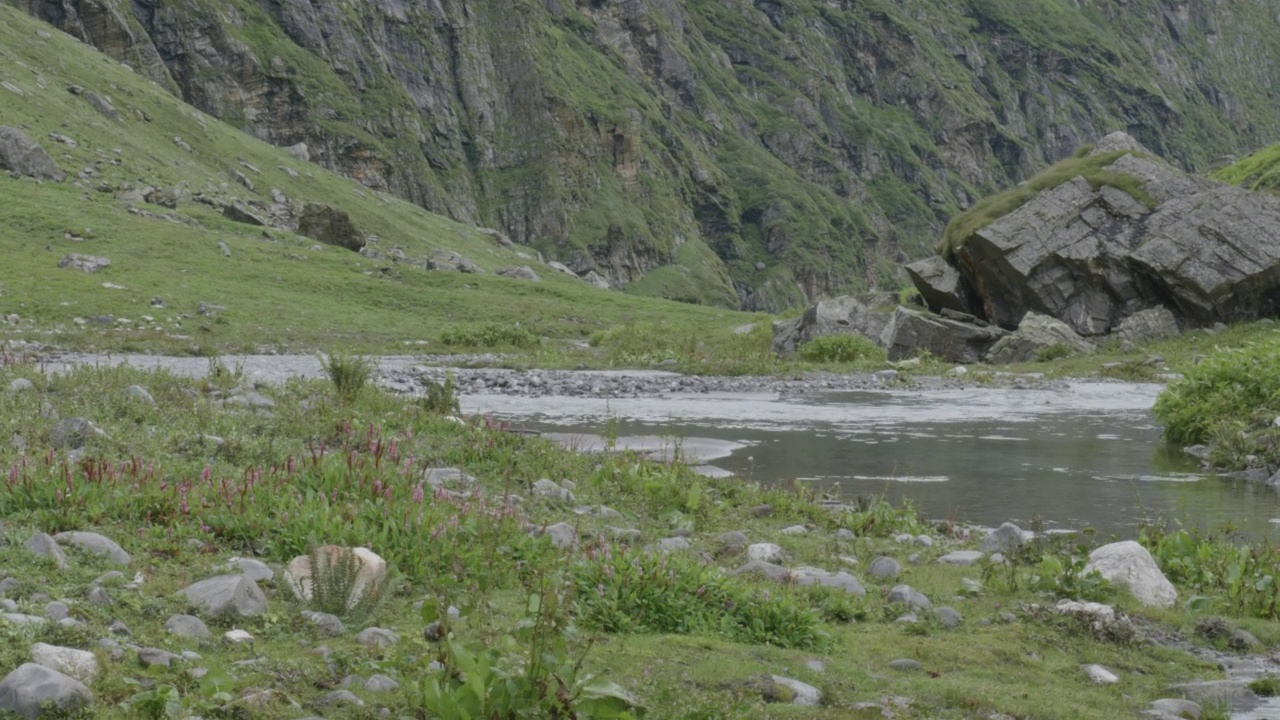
[1213,141,1280,193]
[0,360,1272,718]
[937,149,1156,261]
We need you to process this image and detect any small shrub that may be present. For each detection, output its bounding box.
[1250,677,1280,697]
[1034,342,1072,362]
[420,372,460,415]
[302,546,392,622]
[319,352,372,403]
[440,322,540,349]
[797,334,884,363]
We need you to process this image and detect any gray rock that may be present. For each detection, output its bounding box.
[30,643,96,683]
[935,607,963,629]
[779,525,808,535]
[8,378,33,393]
[730,560,792,583]
[1116,307,1181,347]
[0,127,66,181]
[83,91,118,119]
[107,620,130,636]
[26,534,68,569]
[222,203,268,226]
[650,537,691,553]
[1085,541,1177,608]
[423,468,477,489]
[793,567,865,596]
[3,614,45,626]
[717,531,749,548]
[124,385,154,404]
[905,255,973,315]
[1146,698,1202,719]
[887,584,932,611]
[768,675,822,706]
[1168,680,1257,708]
[938,550,985,566]
[914,535,934,547]
[321,690,365,707]
[96,638,124,662]
[953,138,1280,335]
[50,418,103,450]
[228,558,273,582]
[179,575,268,618]
[1228,629,1261,651]
[224,391,275,409]
[532,478,574,503]
[218,241,232,257]
[364,674,399,692]
[284,142,309,162]
[356,627,399,648]
[747,543,786,564]
[547,261,577,277]
[1082,664,1118,684]
[771,293,897,357]
[496,265,540,281]
[298,204,365,252]
[535,522,577,549]
[981,523,1025,554]
[889,659,921,672]
[985,313,1094,364]
[0,577,19,595]
[57,254,110,273]
[138,648,183,668]
[54,532,130,565]
[835,529,856,541]
[868,556,902,579]
[165,614,211,640]
[86,586,111,606]
[882,306,1008,364]
[301,611,346,636]
[42,603,69,622]
[95,572,124,586]
[0,663,92,718]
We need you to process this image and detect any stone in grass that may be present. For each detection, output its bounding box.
[0,663,92,718]
[301,611,345,636]
[889,659,922,672]
[887,585,932,611]
[138,648,182,668]
[1085,541,1177,608]
[868,556,902,579]
[937,550,985,566]
[1083,664,1118,684]
[730,560,792,583]
[356,627,399,648]
[54,531,130,565]
[1146,698,1202,719]
[164,615,210,640]
[780,525,808,535]
[43,603,69,622]
[25,534,67,570]
[321,689,365,707]
[531,523,577,550]
[747,675,822,706]
[648,537,691,554]
[793,568,865,597]
[224,629,254,644]
[982,522,1025,553]
[935,607,963,629]
[179,575,268,618]
[747,543,785,564]
[227,558,273,582]
[422,468,477,489]
[30,643,97,683]
[364,674,399,692]
[8,378,33,393]
[124,385,155,404]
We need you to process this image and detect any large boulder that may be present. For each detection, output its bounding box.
[1085,541,1177,608]
[53,531,129,565]
[771,293,897,357]
[904,256,973,315]
[297,204,365,252]
[1113,306,1181,348]
[985,312,1095,364]
[179,575,268,618]
[953,133,1280,335]
[0,663,92,718]
[0,127,65,181]
[882,306,1007,363]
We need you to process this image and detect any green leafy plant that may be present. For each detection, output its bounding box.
[796,334,885,363]
[1141,522,1280,619]
[122,681,182,719]
[1034,342,1072,362]
[420,372,461,415]
[299,545,394,622]
[319,351,373,403]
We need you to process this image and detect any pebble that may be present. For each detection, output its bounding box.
[889,659,922,672]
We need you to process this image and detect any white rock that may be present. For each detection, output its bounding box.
[224,629,254,644]
[937,550,985,566]
[1082,664,1118,684]
[1085,541,1177,608]
[747,543,785,563]
[30,643,97,683]
[770,675,822,706]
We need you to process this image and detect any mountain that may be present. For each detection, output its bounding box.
[9,0,1280,310]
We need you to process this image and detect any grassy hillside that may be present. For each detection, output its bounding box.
[0,6,756,355]
[1212,142,1280,193]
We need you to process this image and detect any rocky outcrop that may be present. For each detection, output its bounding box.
[17,0,1280,311]
[0,127,64,181]
[297,204,364,252]
[985,313,1095,365]
[942,135,1280,336]
[771,293,896,357]
[904,256,973,316]
[882,307,1007,364]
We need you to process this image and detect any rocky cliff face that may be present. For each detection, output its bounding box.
[14,0,1280,310]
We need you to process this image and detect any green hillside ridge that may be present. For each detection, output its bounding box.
[9,0,1280,310]
[1213,142,1280,193]
[0,5,757,355]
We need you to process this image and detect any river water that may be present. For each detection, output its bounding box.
[463,381,1280,538]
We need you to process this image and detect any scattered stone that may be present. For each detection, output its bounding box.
[218,241,231,257]
[86,586,111,606]
[42,603,69,622]
[771,293,897,357]
[938,550,985,566]
[887,585,932,611]
[224,629,254,644]
[1168,680,1257,709]
[730,560,792,583]
[54,531,129,565]
[868,556,902,579]
[1229,629,1262,651]
[805,659,826,673]
[793,568,866,596]
[364,674,399,692]
[1116,307,1182,347]
[25,534,68,570]
[165,615,211,640]
[97,638,123,662]
[284,547,386,609]
[355,627,399,648]
[284,142,309,162]
[751,504,774,517]
[767,675,821,706]
[747,543,785,564]
[835,529,856,541]
[321,689,364,707]
[298,204,365,252]
[0,126,66,181]
[95,572,125,586]
[224,391,275,409]
[532,478,574,503]
[0,663,92,718]
[779,525,808,535]
[57,254,110,273]
[8,378,33,393]
[179,575,268,618]
[30,643,96,684]
[986,313,1095,364]
[497,265,540,281]
[124,385,154,404]
[107,620,130,636]
[981,523,1025,553]
[1085,541,1177,608]
[650,537,691,554]
[1146,698,1202,719]
[228,558,273,582]
[82,91,118,119]
[423,467,477,489]
[301,611,345,636]
[889,659,922,672]
[1083,664,1119,684]
[914,535,934,547]
[3,614,46,626]
[935,607,963,629]
[138,648,182,668]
